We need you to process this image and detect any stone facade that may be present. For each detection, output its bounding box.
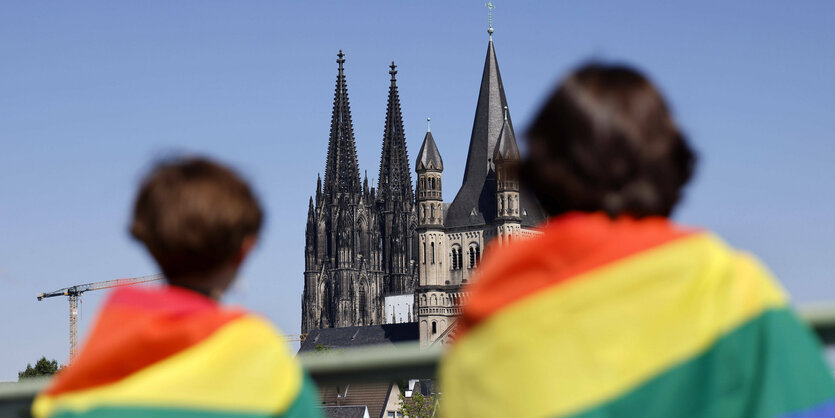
[304,38,546,346]
[302,54,416,334]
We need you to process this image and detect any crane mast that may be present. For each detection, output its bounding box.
[38,274,165,362]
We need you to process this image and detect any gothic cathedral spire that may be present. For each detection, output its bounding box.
[377,61,414,208]
[323,50,361,199]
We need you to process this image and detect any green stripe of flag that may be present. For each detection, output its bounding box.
[572,308,835,418]
[51,376,322,418]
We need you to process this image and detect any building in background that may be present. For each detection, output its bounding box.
[303,31,545,346]
[302,55,416,334]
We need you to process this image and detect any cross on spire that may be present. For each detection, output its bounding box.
[486,2,495,38]
[389,61,397,81]
[337,50,345,68]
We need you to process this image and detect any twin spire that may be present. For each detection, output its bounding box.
[321,51,413,208]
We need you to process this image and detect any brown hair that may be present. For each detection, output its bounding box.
[130,157,263,279]
[521,63,696,218]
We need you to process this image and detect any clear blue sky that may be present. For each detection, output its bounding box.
[1,1,833,380]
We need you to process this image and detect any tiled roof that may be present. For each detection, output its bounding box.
[322,405,369,418]
[319,382,396,418]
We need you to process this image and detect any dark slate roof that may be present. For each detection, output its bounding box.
[322,406,369,418]
[299,322,419,352]
[445,39,546,228]
[415,130,443,171]
[493,117,519,161]
[320,382,397,418]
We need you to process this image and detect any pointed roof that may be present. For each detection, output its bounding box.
[493,107,519,161]
[308,196,315,217]
[446,39,545,228]
[377,62,414,205]
[416,126,443,171]
[323,50,361,198]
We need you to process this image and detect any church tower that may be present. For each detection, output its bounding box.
[414,120,449,345]
[303,51,383,333]
[376,62,416,295]
[494,106,522,245]
[413,25,546,347]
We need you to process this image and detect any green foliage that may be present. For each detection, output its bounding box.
[398,392,437,418]
[314,343,331,352]
[18,356,59,380]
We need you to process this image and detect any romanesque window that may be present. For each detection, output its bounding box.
[469,244,480,268]
[422,242,426,264]
[451,245,463,270]
[432,321,437,334]
[431,242,435,264]
[469,247,475,268]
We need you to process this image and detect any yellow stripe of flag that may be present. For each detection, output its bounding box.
[33,316,303,417]
[441,233,787,418]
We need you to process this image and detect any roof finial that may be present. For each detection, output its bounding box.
[427,117,431,132]
[503,105,508,121]
[337,50,345,69]
[486,2,495,39]
[389,61,397,82]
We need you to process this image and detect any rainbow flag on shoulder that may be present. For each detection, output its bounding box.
[441,213,835,417]
[33,286,320,417]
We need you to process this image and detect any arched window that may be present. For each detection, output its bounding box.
[469,244,480,268]
[422,242,426,264]
[432,321,437,334]
[431,242,435,264]
[451,248,458,269]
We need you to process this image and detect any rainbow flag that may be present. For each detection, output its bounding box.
[441,213,835,417]
[33,286,320,417]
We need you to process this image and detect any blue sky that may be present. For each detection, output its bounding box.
[1,1,833,380]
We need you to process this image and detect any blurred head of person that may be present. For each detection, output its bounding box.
[522,63,696,219]
[130,157,263,298]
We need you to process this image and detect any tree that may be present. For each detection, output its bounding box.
[18,356,59,380]
[398,392,437,418]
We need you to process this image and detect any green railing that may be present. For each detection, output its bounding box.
[3,304,834,416]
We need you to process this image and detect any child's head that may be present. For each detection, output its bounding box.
[522,63,696,218]
[130,157,263,291]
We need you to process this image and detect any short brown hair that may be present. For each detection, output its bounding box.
[130,157,263,279]
[521,63,696,218]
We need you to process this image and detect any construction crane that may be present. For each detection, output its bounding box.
[38,274,165,362]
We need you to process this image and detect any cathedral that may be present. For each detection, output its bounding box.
[303,32,546,346]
